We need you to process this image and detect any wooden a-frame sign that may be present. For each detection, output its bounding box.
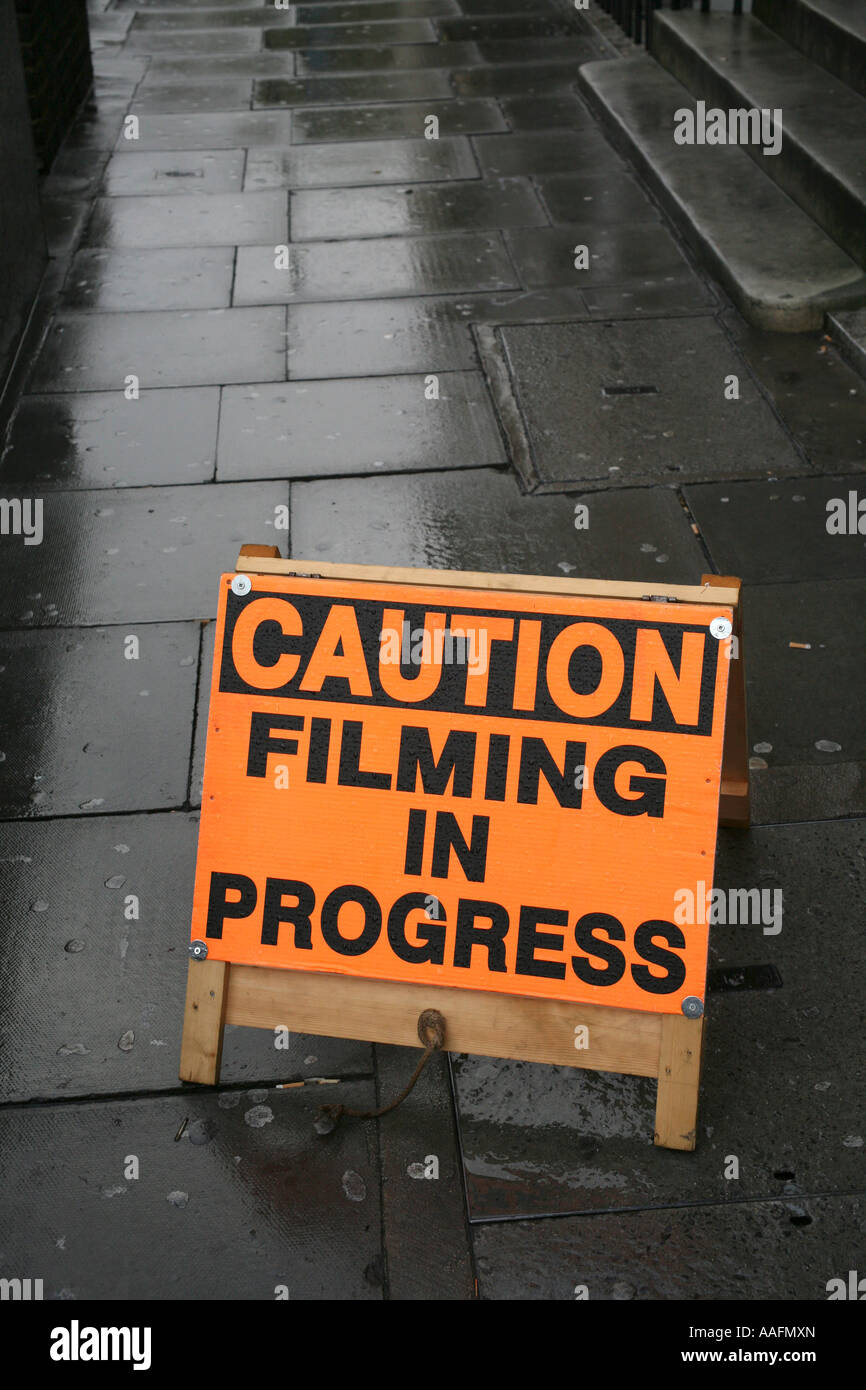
[180,546,748,1152]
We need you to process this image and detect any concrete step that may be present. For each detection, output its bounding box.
[650,11,866,267]
[753,0,866,98]
[577,55,866,332]
[827,307,866,381]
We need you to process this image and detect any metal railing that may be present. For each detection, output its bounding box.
[596,1,744,47]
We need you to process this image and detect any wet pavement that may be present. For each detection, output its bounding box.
[0,0,864,1304]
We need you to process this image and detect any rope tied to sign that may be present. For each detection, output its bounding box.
[317,1009,447,1129]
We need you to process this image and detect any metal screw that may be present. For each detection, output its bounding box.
[231,574,252,597]
[189,939,208,961]
[709,616,733,640]
[681,996,704,1019]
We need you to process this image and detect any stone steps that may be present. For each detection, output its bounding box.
[753,0,866,98]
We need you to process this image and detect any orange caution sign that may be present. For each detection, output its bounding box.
[190,573,733,1016]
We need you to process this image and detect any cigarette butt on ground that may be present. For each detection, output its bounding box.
[789,642,812,649]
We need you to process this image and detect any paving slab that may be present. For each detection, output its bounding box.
[490,318,803,490]
[722,311,866,473]
[119,110,293,151]
[233,233,517,304]
[499,93,598,131]
[142,54,298,81]
[253,71,454,105]
[122,28,264,52]
[297,0,459,19]
[685,477,866,584]
[61,247,235,312]
[0,483,286,626]
[293,40,480,74]
[0,813,372,1100]
[451,61,598,97]
[0,1085,382,1299]
[738,579,866,824]
[243,136,479,189]
[581,280,717,318]
[290,177,545,241]
[264,20,437,47]
[473,1195,865,1300]
[0,624,198,818]
[217,372,504,479]
[286,291,585,378]
[85,191,287,248]
[477,36,605,63]
[291,97,505,143]
[452,818,866,1221]
[534,170,659,225]
[30,308,287,392]
[131,7,297,25]
[503,224,693,290]
[473,129,624,178]
[1,388,218,489]
[130,80,255,113]
[289,467,706,582]
[440,14,588,42]
[100,149,247,196]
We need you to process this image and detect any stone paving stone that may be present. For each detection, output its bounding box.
[286,292,585,378]
[374,1048,475,1300]
[290,178,546,241]
[116,0,270,6]
[100,149,247,196]
[492,318,801,489]
[473,129,624,177]
[264,20,437,47]
[477,36,606,63]
[294,40,480,74]
[297,0,459,19]
[131,7,297,26]
[144,53,297,81]
[440,14,588,42]
[217,372,505,479]
[85,191,287,248]
[289,467,706,583]
[291,97,506,144]
[685,477,866,584]
[535,170,659,225]
[244,136,478,189]
[503,225,694,290]
[473,1195,864,1300]
[458,0,557,10]
[0,813,373,1101]
[61,248,235,312]
[30,308,287,392]
[452,818,866,1221]
[122,28,264,52]
[1,388,218,489]
[451,61,597,97]
[721,311,866,473]
[582,281,718,318]
[121,110,293,151]
[254,71,454,105]
[499,93,598,130]
[0,1085,382,1299]
[234,233,517,304]
[0,482,286,626]
[0,624,198,818]
[740,579,866,824]
[131,81,256,113]
[40,197,91,258]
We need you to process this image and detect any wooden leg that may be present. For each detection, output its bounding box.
[654,1014,704,1151]
[702,573,750,829]
[179,959,229,1085]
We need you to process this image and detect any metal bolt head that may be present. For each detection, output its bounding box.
[231,574,252,597]
[682,995,704,1019]
[189,939,208,961]
[710,616,733,640]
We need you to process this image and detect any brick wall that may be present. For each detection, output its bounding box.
[14,0,93,171]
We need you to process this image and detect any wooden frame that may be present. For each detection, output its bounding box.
[180,548,749,1152]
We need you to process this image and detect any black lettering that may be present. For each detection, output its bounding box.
[246,712,303,778]
[517,738,586,807]
[306,716,331,783]
[387,892,447,965]
[631,920,686,994]
[571,912,626,986]
[205,871,257,939]
[404,808,426,876]
[320,884,382,956]
[453,899,509,972]
[337,720,391,789]
[515,905,567,980]
[395,727,476,797]
[484,733,510,801]
[261,878,315,948]
[593,745,666,818]
[431,812,489,881]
